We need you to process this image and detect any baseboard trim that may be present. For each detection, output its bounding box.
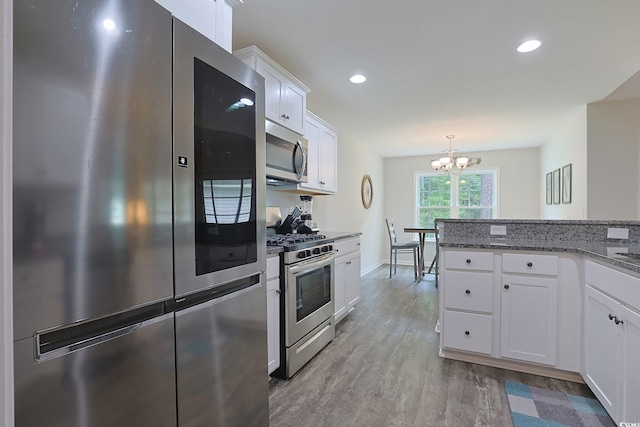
[361,261,384,276]
[439,348,584,383]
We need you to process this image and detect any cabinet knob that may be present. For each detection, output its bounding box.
[466,259,471,264]
[609,313,615,321]
[464,330,470,336]
[527,262,533,268]
[504,284,510,290]
[465,289,471,295]
[275,289,281,295]
[614,317,624,325]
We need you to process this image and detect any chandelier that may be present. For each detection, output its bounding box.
[430,135,481,175]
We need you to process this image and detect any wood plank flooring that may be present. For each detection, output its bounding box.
[268,265,597,427]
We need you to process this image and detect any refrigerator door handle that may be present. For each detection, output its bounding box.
[35,302,168,362]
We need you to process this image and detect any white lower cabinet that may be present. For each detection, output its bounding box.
[440,249,495,355]
[266,256,280,375]
[620,304,640,423]
[584,261,640,425]
[334,237,361,323]
[584,285,621,419]
[500,274,557,365]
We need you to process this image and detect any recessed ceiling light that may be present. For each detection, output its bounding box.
[517,39,542,53]
[350,74,366,84]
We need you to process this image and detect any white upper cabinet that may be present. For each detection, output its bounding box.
[300,111,338,194]
[154,0,238,52]
[234,46,311,135]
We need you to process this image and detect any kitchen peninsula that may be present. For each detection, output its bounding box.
[436,219,640,425]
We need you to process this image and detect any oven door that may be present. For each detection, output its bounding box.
[173,18,266,296]
[285,253,335,346]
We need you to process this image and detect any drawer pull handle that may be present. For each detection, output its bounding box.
[464,330,470,336]
[504,284,510,290]
[466,259,471,264]
[465,289,471,295]
[527,262,533,268]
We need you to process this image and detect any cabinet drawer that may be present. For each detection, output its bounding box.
[586,260,640,312]
[267,255,280,280]
[334,238,361,257]
[444,271,493,313]
[445,251,493,271]
[502,253,558,276]
[443,310,493,355]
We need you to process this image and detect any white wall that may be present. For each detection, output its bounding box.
[266,132,384,274]
[1,0,13,424]
[384,146,540,265]
[586,99,640,220]
[540,106,588,219]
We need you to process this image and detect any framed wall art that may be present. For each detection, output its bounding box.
[562,163,572,204]
[546,172,552,205]
[552,168,561,204]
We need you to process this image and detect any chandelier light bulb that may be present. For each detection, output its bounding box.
[430,134,478,176]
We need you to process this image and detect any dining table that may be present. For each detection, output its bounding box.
[403,227,438,278]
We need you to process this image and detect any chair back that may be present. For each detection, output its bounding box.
[385,219,398,244]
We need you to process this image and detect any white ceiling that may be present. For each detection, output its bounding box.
[232,0,640,158]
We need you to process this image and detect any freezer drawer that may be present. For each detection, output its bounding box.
[175,282,269,427]
[14,314,176,427]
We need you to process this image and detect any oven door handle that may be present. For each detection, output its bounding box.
[289,253,335,275]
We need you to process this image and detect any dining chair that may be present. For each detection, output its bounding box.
[386,219,420,279]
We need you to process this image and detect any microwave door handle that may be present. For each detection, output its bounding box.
[289,253,335,275]
[300,140,307,176]
[294,139,305,180]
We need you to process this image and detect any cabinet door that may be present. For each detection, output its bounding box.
[301,118,322,190]
[584,285,621,418]
[319,127,338,192]
[621,304,640,423]
[345,253,361,308]
[256,60,284,123]
[334,258,347,322]
[500,275,557,365]
[282,82,306,134]
[266,278,280,375]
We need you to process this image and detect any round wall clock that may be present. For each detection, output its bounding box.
[361,175,373,209]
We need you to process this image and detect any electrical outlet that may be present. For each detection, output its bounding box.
[607,228,629,239]
[490,225,507,236]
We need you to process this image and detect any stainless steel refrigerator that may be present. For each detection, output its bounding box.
[12,1,268,426]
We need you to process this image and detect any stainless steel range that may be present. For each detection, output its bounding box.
[269,234,336,378]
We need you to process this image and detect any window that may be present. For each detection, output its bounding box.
[415,170,497,227]
[203,179,253,224]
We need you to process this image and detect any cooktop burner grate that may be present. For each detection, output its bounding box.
[266,233,327,249]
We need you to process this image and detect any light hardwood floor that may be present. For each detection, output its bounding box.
[268,265,597,427]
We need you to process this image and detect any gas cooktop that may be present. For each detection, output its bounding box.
[266,233,328,251]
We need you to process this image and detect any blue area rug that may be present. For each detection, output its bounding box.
[505,381,616,427]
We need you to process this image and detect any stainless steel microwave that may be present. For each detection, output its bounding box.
[265,120,308,185]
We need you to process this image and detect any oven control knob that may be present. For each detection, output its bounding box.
[321,246,328,253]
[328,245,333,251]
[297,251,307,259]
[313,248,321,255]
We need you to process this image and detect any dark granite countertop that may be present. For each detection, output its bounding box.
[440,238,640,275]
